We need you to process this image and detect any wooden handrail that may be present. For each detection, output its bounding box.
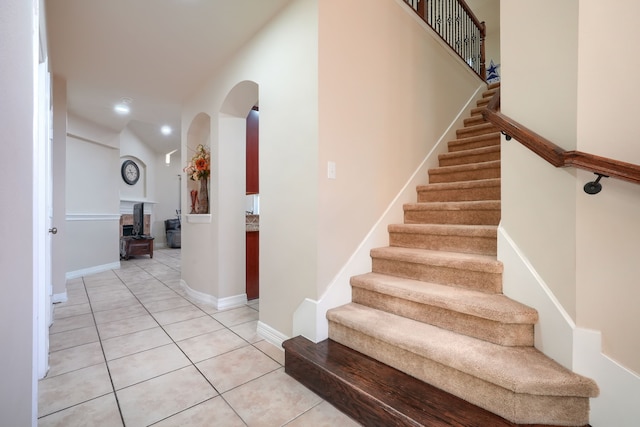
[482,88,640,188]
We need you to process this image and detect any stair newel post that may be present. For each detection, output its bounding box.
[479,20,486,81]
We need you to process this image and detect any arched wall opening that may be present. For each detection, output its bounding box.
[181,82,259,309]
[216,80,259,304]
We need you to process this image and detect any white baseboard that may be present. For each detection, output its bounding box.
[180,279,247,310]
[497,227,574,368]
[498,226,640,426]
[573,328,640,427]
[66,261,121,280]
[52,292,67,304]
[257,321,289,349]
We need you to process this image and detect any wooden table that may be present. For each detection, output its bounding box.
[120,236,154,260]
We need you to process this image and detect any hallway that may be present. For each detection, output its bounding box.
[38,249,359,426]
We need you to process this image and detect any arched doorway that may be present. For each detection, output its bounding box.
[219,81,259,302]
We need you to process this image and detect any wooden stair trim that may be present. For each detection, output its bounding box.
[284,336,533,427]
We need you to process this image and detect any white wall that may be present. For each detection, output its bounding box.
[0,0,37,425]
[119,127,154,203]
[153,152,182,247]
[65,119,121,277]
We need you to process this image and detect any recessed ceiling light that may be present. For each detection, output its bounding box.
[114,97,132,115]
[161,125,172,135]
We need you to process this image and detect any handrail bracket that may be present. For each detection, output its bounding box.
[583,173,609,195]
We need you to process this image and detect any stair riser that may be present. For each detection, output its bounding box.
[429,166,500,184]
[448,135,500,152]
[404,209,500,226]
[352,288,533,346]
[389,231,496,255]
[456,125,497,139]
[328,324,592,427]
[417,185,500,202]
[463,116,487,127]
[283,346,418,427]
[371,258,502,293]
[439,151,500,167]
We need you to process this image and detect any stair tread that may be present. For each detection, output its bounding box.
[389,223,497,237]
[404,200,500,211]
[371,246,502,273]
[328,303,599,398]
[351,272,538,324]
[457,122,497,134]
[429,159,500,174]
[450,131,500,144]
[439,144,500,159]
[417,178,500,191]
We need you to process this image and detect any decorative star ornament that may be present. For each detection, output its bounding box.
[486,59,500,83]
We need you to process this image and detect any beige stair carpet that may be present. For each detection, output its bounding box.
[327,83,598,426]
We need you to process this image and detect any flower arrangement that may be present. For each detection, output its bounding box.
[184,144,210,181]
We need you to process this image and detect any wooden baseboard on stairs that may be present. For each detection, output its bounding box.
[283,336,590,427]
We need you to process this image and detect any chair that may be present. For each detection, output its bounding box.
[164,218,181,248]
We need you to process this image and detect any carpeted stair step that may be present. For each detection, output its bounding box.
[428,160,500,183]
[370,246,503,293]
[482,87,498,98]
[388,223,497,255]
[438,145,500,167]
[456,122,498,139]
[470,105,488,117]
[403,200,500,226]
[476,97,490,108]
[327,303,599,426]
[417,178,500,203]
[464,114,489,127]
[448,132,500,152]
[350,272,537,346]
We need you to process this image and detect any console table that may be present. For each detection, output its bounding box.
[120,236,154,260]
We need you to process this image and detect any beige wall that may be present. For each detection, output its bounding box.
[467,0,500,70]
[500,1,640,421]
[181,0,319,335]
[500,0,579,319]
[316,0,483,296]
[182,0,484,338]
[0,0,36,424]
[575,0,640,374]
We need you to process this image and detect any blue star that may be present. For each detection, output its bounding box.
[486,59,500,83]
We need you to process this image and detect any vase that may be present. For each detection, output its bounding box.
[189,190,198,214]
[197,178,209,214]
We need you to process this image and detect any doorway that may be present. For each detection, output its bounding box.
[246,107,259,300]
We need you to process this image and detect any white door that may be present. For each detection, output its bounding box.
[35,58,53,379]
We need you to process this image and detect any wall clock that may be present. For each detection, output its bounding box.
[121,160,140,185]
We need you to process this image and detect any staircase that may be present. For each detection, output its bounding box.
[283,83,599,426]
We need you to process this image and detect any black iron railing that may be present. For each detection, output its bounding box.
[404,0,486,80]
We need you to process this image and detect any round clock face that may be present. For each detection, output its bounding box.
[121,160,140,185]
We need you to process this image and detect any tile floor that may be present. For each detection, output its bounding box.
[38,248,360,427]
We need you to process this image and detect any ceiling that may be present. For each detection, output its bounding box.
[45,0,291,154]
